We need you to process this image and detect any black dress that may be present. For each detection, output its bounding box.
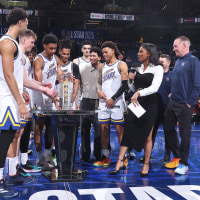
[121,72,157,152]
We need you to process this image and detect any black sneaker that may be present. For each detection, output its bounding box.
[27,149,33,156]
[139,156,152,163]
[17,165,32,177]
[5,173,34,185]
[128,150,136,160]
[162,155,171,165]
[139,156,145,163]
[0,179,18,197]
[21,160,42,172]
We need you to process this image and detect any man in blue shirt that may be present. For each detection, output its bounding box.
[164,36,200,175]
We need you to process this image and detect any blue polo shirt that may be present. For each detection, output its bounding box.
[171,52,200,106]
[157,70,172,110]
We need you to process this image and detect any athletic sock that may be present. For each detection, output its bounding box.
[0,168,3,180]
[101,149,110,158]
[44,149,51,159]
[36,151,43,161]
[7,157,17,176]
[21,153,28,165]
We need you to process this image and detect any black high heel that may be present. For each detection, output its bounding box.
[140,163,150,177]
[109,159,127,175]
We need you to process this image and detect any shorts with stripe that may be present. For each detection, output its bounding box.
[98,108,125,124]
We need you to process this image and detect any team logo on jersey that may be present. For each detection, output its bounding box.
[181,62,185,66]
[46,63,57,79]
[103,68,116,82]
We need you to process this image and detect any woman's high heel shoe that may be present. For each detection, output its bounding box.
[140,163,150,177]
[109,159,127,175]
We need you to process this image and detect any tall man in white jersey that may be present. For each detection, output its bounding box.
[73,41,92,108]
[0,7,29,198]
[93,41,128,166]
[32,33,62,170]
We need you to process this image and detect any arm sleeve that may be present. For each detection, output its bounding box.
[111,80,128,100]
[72,63,81,80]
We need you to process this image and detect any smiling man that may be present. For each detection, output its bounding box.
[93,41,128,167]
[78,46,103,163]
[164,36,200,175]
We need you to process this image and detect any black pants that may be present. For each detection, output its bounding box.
[152,109,171,157]
[163,100,193,165]
[80,98,101,160]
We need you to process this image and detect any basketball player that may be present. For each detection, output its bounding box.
[73,41,92,108]
[5,29,58,184]
[58,38,80,104]
[0,7,29,198]
[32,33,62,170]
[93,41,128,166]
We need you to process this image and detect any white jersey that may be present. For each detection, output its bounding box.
[23,54,33,110]
[32,53,57,109]
[99,60,124,111]
[0,35,23,130]
[78,57,91,74]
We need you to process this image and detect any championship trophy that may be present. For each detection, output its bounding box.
[59,73,73,110]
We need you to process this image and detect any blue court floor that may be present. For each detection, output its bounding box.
[3,123,200,200]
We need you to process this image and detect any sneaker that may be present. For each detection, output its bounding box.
[129,151,136,160]
[79,158,91,163]
[21,160,42,172]
[139,156,152,164]
[162,155,171,165]
[17,165,32,177]
[27,149,33,156]
[36,157,45,167]
[165,158,180,169]
[5,173,34,185]
[139,156,144,163]
[93,156,110,167]
[174,164,188,175]
[50,150,57,167]
[42,160,55,171]
[0,179,18,197]
[124,158,128,168]
[45,154,56,167]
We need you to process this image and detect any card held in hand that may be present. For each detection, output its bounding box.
[128,103,146,118]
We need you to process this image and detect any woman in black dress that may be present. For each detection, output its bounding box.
[110,43,164,176]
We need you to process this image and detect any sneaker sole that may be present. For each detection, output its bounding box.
[0,191,18,198]
[23,168,42,173]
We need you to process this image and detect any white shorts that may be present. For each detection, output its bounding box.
[0,95,20,130]
[98,108,125,124]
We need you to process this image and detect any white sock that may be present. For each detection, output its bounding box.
[102,149,110,158]
[0,168,3,180]
[21,153,28,165]
[16,156,19,166]
[36,151,43,161]
[44,149,51,159]
[8,157,17,176]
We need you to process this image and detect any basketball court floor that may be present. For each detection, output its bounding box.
[4,123,200,200]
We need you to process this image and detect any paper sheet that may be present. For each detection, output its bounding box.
[128,103,146,118]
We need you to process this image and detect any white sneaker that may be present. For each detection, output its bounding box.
[174,164,188,175]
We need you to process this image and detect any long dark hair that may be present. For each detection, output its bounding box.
[140,43,159,65]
